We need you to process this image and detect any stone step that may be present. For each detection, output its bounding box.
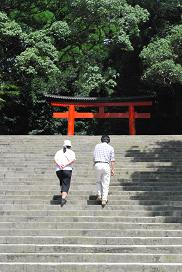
[0,222,182,230]
[4,148,175,151]
[0,176,182,186]
[0,263,182,272]
[2,168,182,172]
[0,179,182,189]
[2,193,182,202]
[1,244,182,253]
[1,209,182,217]
[2,199,182,207]
[2,186,182,191]
[0,199,181,207]
[1,236,182,245]
[3,194,182,202]
[2,174,182,180]
[1,135,182,271]
[0,159,178,164]
[0,162,180,167]
[1,206,182,215]
[3,191,182,197]
[1,139,181,143]
[0,163,178,167]
[1,159,177,163]
[0,161,179,166]
[3,180,182,185]
[3,143,180,147]
[0,228,181,237]
[0,252,182,263]
[1,139,181,145]
[0,215,182,223]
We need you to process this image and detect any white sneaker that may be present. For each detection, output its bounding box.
[102,200,107,207]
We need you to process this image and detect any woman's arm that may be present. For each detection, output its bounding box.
[63,159,76,168]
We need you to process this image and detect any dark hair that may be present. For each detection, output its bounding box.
[101,135,110,143]
[63,146,71,153]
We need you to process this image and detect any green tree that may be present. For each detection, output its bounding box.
[0,0,149,134]
[140,25,182,87]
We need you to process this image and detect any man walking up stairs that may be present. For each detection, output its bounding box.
[93,135,115,207]
[0,135,182,271]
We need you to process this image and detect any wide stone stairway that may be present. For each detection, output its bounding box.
[1,135,182,271]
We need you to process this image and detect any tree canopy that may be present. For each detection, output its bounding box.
[0,0,182,134]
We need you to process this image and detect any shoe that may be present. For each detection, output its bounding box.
[101,200,108,208]
[61,198,67,207]
[96,195,102,204]
[53,195,62,200]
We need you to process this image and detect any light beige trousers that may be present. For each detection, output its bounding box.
[94,163,111,201]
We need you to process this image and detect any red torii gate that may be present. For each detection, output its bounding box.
[45,95,153,135]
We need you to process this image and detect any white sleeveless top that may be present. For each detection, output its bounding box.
[54,149,76,171]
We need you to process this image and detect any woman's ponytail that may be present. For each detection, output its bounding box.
[63,146,67,153]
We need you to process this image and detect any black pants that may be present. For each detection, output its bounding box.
[56,170,72,193]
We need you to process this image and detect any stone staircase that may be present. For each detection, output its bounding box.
[1,135,182,271]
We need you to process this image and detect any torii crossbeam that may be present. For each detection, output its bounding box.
[45,95,153,135]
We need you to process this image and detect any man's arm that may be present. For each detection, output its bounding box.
[111,161,115,176]
[110,147,115,176]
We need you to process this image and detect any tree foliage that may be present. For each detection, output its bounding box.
[0,0,182,134]
[140,25,182,86]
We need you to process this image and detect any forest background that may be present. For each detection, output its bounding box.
[0,0,182,135]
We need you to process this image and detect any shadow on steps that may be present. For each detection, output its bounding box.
[122,140,182,223]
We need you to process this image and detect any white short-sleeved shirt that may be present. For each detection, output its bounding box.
[93,142,115,163]
[55,149,76,171]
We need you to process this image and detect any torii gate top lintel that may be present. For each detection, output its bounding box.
[45,94,154,135]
